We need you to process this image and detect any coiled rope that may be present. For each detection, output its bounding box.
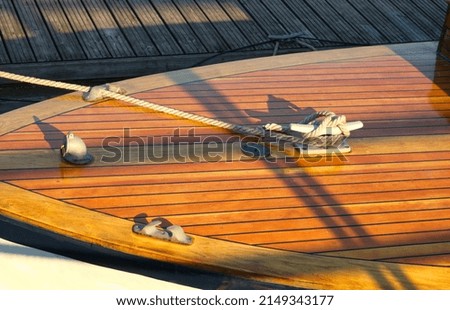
[0,70,348,147]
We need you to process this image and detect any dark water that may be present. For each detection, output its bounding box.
[0,83,69,114]
[0,78,122,114]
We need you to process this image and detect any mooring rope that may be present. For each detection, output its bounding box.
[0,70,349,146]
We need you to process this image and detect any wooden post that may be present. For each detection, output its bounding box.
[438,1,450,59]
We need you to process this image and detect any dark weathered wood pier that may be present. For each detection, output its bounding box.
[0,0,447,81]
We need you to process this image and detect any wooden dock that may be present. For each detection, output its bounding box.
[1,41,450,289]
[0,0,447,81]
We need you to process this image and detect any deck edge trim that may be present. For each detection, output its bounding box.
[1,181,450,289]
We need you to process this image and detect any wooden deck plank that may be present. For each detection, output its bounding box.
[218,0,272,50]
[412,0,446,31]
[58,0,111,59]
[10,167,450,192]
[136,89,450,103]
[2,119,448,151]
[36,0,87,61]
[2,117,448,147]
[432,0,448,11]
[2,111,448,144]
[126,0,183,56]
[57,99,450,113]
[13,0,60,62]
[222,64,445,78]
[139,74,445,92]
[2,132,450,166]
[0,0,35,63]
[103,0,159,56]
[137,201,450,232]
[130,86,450,102]
[97,198,450,227]
[366,0,430,42]
[54,98,450,115]
[389,0,443,38]
[304,0,368,44]
[193,0,252,51]
[238,0,290,37]
[151,0,207,54]
[33,174,450,200]
[4,154,448,187]
[138,81,449,96]
[225,220,450,246]
[3,123,449,149]
[320,242,450,261]
[282,0,342,44]
[45,99,450,116]
[347,0,412,43]
[180,209,450,236]
[259,0,316,44]
[81,0,135,58]
[65,183,450,210]
[139,83,450,98]
[150,73,450,87]
[264,230,450,254]
[323,0,387,44]
[385,254,450,267]
[172,0,229,52]
[0,35,10,64]
[3,144,450,179]
[59,106,450,124]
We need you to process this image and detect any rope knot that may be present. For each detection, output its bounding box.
[263,110,352,147]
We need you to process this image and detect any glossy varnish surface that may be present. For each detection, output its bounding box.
[1,43,449,288]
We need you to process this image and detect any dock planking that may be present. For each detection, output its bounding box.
[127,0,183,56]
[0,0,446,81]
[14,0,61,62]
[81,0,135,58]
[0,0,35,63]
[102,0,159,57]
[58,0,110,59]
[37,0,86,61]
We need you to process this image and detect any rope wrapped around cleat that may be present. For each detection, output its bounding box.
[264,111,350,148]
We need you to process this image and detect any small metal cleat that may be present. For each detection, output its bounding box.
[60,131,93,165]
[132,220,193,245]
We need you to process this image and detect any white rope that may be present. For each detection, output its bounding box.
[0,70,348,146]
[0,71,89,93]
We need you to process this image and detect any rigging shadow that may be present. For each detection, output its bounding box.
[163,68,417,289]
[33,115,66,149]
[244,94,316,125]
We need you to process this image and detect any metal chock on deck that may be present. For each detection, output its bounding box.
[60,131,93,165]
[132,220,193,245]
[82,83,126,102]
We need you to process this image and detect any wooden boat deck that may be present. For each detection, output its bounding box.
[1,42,450,289]
[0,0,446,81]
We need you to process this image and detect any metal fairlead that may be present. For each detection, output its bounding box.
[60,131,93,165]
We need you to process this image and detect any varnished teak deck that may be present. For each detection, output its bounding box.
[1,42,450,289]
